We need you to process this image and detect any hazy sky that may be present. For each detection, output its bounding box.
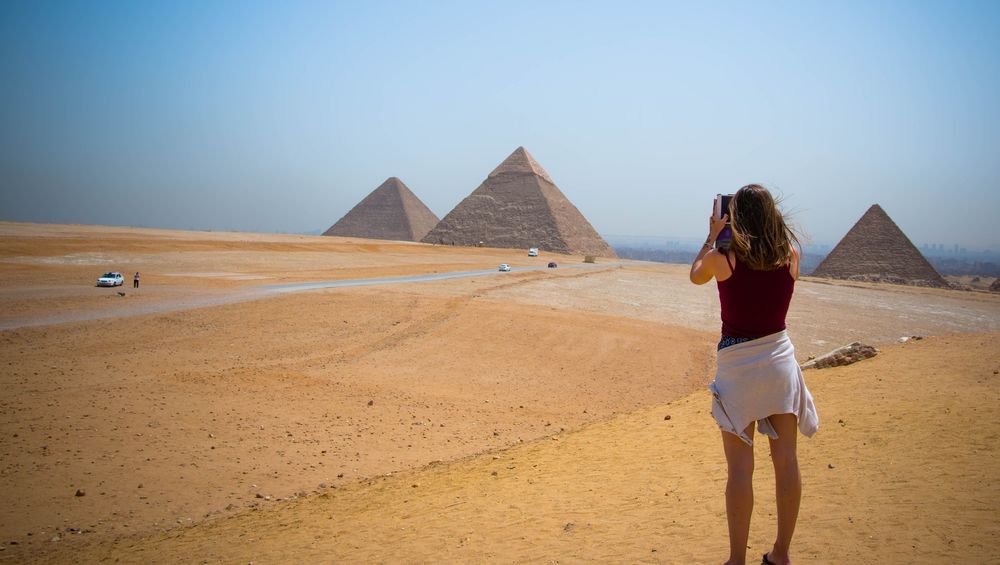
[2,1,998,249]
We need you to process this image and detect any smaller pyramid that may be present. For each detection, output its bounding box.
[811,204,947,287]
[323,177,440,242]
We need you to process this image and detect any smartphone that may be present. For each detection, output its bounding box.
[714,194,734,249]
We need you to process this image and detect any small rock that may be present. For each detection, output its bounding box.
[664,415,671,421]
[367,400,374,406]
[75,489,85,497]
[563,522,575,532]
[255,493,264,499]
[319,483,328,489]
[828,463,835,469]
[50,535,60,542]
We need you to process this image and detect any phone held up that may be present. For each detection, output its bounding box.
[713,194,734,251]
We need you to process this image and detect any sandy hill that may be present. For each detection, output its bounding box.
[422,147,616,257]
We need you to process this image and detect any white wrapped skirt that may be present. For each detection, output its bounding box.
[710,330,819,445]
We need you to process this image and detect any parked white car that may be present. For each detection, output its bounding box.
[528,248,538,257]
[498,264,511,272]
[96,272,125,287]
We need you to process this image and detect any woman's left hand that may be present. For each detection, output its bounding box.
[709,214,728,242]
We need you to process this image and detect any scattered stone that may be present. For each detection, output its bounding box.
[74,489,85,497]
[367,400,374,406]
[663,415,671,421]
[801,342,878,370]
[563,522,575,532]
[828,463,836,469]
[990,278,1000,292]
[255,493,264,499]
[50,535,60,542]
[897,335,924,343]
[319,483,328,489]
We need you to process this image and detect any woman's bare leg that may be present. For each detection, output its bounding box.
[765,413,801,565]
[722,424,755,565]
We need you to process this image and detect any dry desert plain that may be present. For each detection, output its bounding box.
[0,221,999,564]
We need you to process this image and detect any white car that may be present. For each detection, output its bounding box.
[96,272,125,287]
[498,264,511,272]
[528,248,539,257]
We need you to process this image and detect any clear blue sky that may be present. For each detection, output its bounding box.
[2,1,998,250]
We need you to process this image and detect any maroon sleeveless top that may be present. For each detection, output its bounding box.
[717,253,795,338]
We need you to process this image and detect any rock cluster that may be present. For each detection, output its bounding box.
[991,278,1000,292]
[801,342,879,370]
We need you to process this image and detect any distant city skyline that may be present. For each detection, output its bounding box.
[2,1,998,251]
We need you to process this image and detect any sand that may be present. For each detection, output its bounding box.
[1,222,998,563]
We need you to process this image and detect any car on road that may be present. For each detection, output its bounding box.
[547,262,558,268]
[498,264,511,272]
[96,272,125,287]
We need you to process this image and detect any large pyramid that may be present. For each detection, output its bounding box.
[421,147,616,257]
[323,177,440,242]
[811,204,947,287]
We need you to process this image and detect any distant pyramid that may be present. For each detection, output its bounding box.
[323,177,440,242]
[421,147,616,257]
[811,204,947,287]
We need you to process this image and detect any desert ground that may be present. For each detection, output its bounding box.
[1,221,998,564]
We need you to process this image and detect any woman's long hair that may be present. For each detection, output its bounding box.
[729,184,800,271]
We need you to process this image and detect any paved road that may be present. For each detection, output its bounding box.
[264,263,614,293]
[1,263,621,330]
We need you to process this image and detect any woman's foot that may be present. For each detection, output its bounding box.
[762,550,790,565]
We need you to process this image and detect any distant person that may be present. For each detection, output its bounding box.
[133,272,140,289]
[689,184,818,565]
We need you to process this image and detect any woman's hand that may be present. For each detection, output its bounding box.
[709,214,728,244]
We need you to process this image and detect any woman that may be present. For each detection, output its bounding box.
[689,184,818,565]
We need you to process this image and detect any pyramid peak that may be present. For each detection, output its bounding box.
[488,146,553,183]
[378,176,405,188]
